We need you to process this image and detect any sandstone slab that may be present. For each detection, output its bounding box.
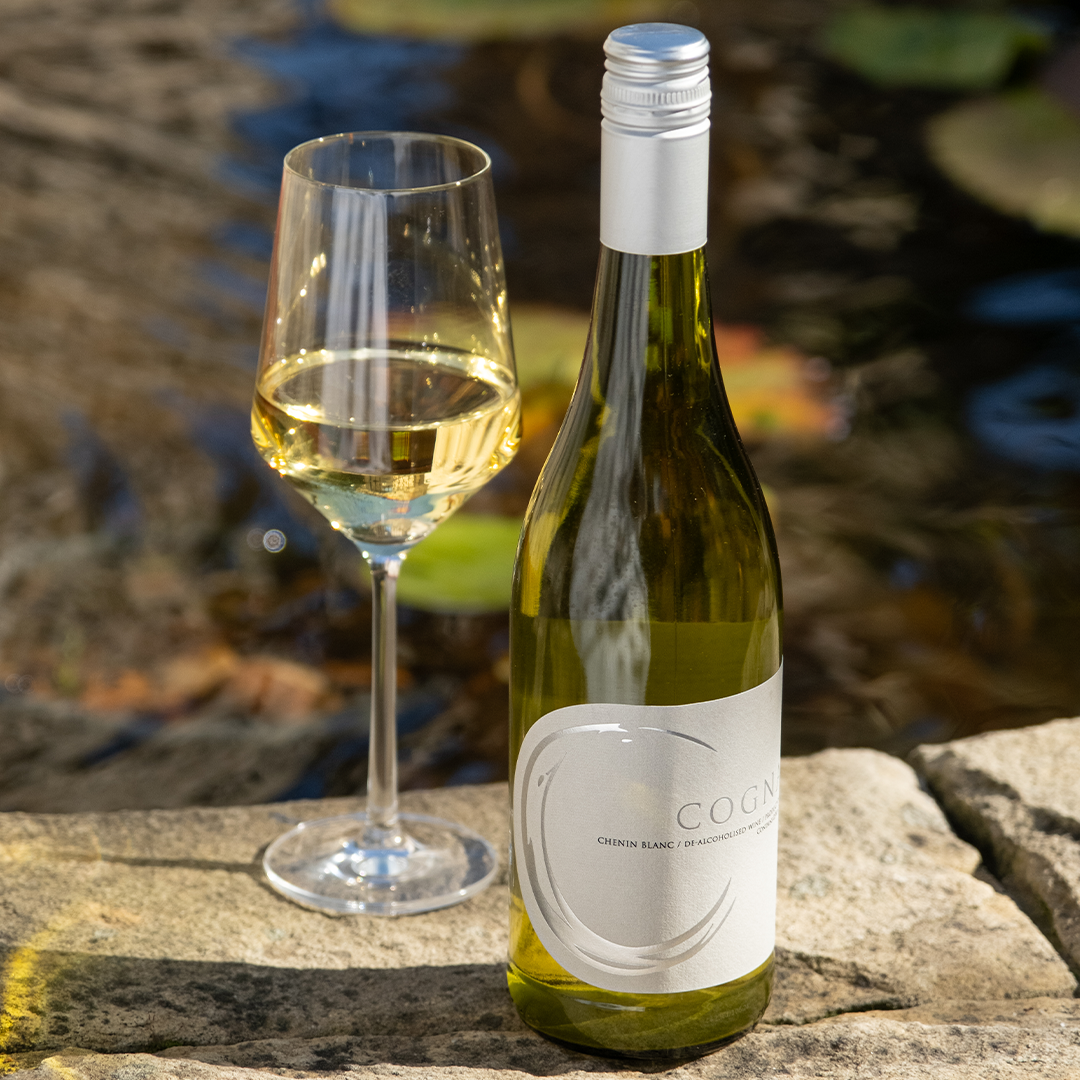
[823,996,1080,1028]
[771,749,1074,1022]
[8,1018,1080,1080]
[912,716,1080,977]
[0,787,513,1054]
[0,751,1073,1065]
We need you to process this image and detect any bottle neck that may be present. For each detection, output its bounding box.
[599,122,709,256]
[587,246,714,395]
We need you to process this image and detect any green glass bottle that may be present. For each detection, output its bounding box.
[507,24,783,1059]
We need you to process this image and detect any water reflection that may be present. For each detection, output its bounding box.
[968,362,1080,472]
[164,394,321,560]
[1,0,1079,812]
[965,271,1080,471]
[968,268,1080,324]
[63,412,143,542]
[230,13,465,193]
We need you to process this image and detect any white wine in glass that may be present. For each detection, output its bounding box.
[252,132,520,915]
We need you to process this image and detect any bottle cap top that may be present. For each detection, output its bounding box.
[602,23,710,134]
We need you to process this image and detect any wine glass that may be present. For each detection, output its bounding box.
[251,132,520,914]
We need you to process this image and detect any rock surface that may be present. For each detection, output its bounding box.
[0,749,1075,1077]
[9,1019,1080,1079]
[0,787,512,1056]
[912,716,1080,980]
[771,749,1073,1021]
[826,996,1080,1028]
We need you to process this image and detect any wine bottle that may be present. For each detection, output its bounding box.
[507,23,782,1058]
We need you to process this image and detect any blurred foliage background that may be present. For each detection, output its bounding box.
[1,0,1079,812]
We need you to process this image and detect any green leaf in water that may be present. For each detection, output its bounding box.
[329,0,666,42]
[928,89,1080,238]
[821,6,1048,91]
[395,514,522,614]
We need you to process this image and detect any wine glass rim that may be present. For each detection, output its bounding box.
[283,131,493,194]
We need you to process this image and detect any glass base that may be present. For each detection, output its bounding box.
[263,811,498,915]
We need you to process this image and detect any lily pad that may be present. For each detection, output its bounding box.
[928,89,1080,238]
[329,0,665,42]
[821,6,1047,91]
[396,513,521,613]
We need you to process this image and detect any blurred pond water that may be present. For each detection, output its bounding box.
[0,0,1078,813]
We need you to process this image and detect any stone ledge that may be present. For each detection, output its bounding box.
[912,716,1080,979]
[0,746,1075,1077]
[770,749,1073,1022]
[823,996,1080,1027]
[9,1019,1080,1080]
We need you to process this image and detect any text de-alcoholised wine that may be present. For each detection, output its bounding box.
[508,23,782,1058]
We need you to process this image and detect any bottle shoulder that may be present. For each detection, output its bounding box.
[525,350,770,535]
[514,247,781,625]
[516,357,780,626]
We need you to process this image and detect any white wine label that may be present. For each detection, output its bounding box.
[513,665,782,994]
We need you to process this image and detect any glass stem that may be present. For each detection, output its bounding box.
[367,552,402,837]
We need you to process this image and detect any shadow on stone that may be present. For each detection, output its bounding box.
[0,952,517,1055]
